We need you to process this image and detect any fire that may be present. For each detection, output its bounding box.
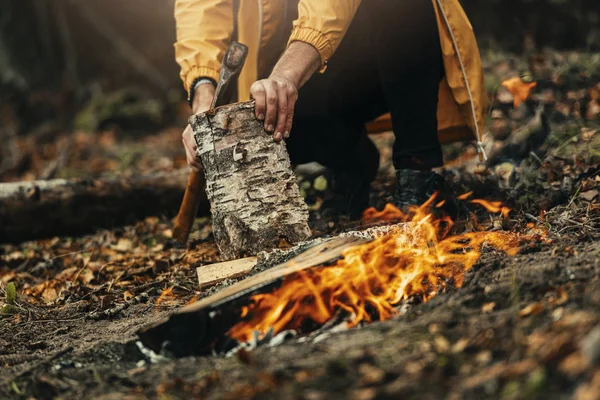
[228,199,520,343]
[501,77,537,108]
[470,199,511,219]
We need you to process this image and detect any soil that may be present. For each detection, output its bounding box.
[1,49,600,400]
[1,224,600,400]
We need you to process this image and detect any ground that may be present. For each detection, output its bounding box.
[1,50,600,400]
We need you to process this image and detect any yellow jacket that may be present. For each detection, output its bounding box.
[174,0,488,151]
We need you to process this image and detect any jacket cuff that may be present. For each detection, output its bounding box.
[183,66,220,93]
[288,26,333,72]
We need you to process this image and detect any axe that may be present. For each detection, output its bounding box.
[173,41,249,243]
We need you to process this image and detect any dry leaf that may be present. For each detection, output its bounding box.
[352,388,377,400]
[55,267,78,281]
[358,364,385,386]
[580,190,598,202]
[452,338,469,354]
[114,238,133,252]
[482,302,496,313]
[558,352,588,377]
[519,303,544,318]
[434,335,450,353]
[501,77,537,108]
[548,287,569,306]
[42,287,59,303]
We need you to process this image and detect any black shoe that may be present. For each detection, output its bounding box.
[392,169,466,219]
[318,129,380,221]
[320,170,372,220]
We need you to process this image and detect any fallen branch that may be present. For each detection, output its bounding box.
[0,169,207,243]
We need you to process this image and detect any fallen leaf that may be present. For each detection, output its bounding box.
[42,287,59,303]
[352,388,377,400]
[358,364,385,386]
[573,371,600,400]
[501,77,537,108]
[519,303,544,318]
[452,338,469,354]
[434,335,450,353]
[548,287,569,306]
[559,352,588,377]
[113,238,133,252]
[482,302,496,313]
[580,190,598,202]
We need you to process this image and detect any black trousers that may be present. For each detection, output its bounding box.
[284,0,445,182]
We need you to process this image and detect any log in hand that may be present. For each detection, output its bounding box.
[250,42,322,142]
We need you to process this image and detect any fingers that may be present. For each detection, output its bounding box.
[250,77,298,141]
[250,81,266,123]
[284,86,297,139]
[274,82,288,142]
[263,81,278,135]
[182,125,201,171]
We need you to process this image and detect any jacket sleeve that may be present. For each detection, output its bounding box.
[287,0,362,71]
[174,0,234,93]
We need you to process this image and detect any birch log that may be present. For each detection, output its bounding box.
[191,100,311,260]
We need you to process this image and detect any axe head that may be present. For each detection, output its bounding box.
[212,42,249,109]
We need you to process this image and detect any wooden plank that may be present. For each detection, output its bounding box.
[138,234,371,354]
[181,235,369,313]
[197,257,258,288]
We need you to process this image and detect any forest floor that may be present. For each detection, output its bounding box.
[1,50,600,400]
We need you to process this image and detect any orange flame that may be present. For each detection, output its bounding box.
[501,77,537,108]
[228,201,519,343]
[155,286,176,311]
[470,199,511,219]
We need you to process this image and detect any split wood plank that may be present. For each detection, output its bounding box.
[181,235,370,313]
[197,257,258,288]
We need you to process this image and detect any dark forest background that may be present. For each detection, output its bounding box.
[1,0,598,138]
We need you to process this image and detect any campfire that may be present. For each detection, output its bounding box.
[228,196,519,343]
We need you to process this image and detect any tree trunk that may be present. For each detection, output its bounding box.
[191,100,311,260]
[0,169,204,243]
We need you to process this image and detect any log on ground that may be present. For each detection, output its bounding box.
[0,169,206,242]
[191,100,311,260]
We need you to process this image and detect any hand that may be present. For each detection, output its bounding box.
[182,83,215,171]
[250,74,298,142]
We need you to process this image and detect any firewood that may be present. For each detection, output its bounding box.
[196,257,258,288]
[0,169,202,243]
[191,100,311,260]
[139,235,369,355]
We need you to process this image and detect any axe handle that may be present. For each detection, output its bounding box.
[172,170,206,243]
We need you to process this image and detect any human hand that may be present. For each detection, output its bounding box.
[182,83,215,171]
[250,74,298,142]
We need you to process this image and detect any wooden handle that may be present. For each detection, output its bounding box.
[173,170,206,243]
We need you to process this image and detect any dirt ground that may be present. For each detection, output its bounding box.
[1,213,600,400]
[1,50,600,399]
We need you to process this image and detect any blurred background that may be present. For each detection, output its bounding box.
[0,0,598,187]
